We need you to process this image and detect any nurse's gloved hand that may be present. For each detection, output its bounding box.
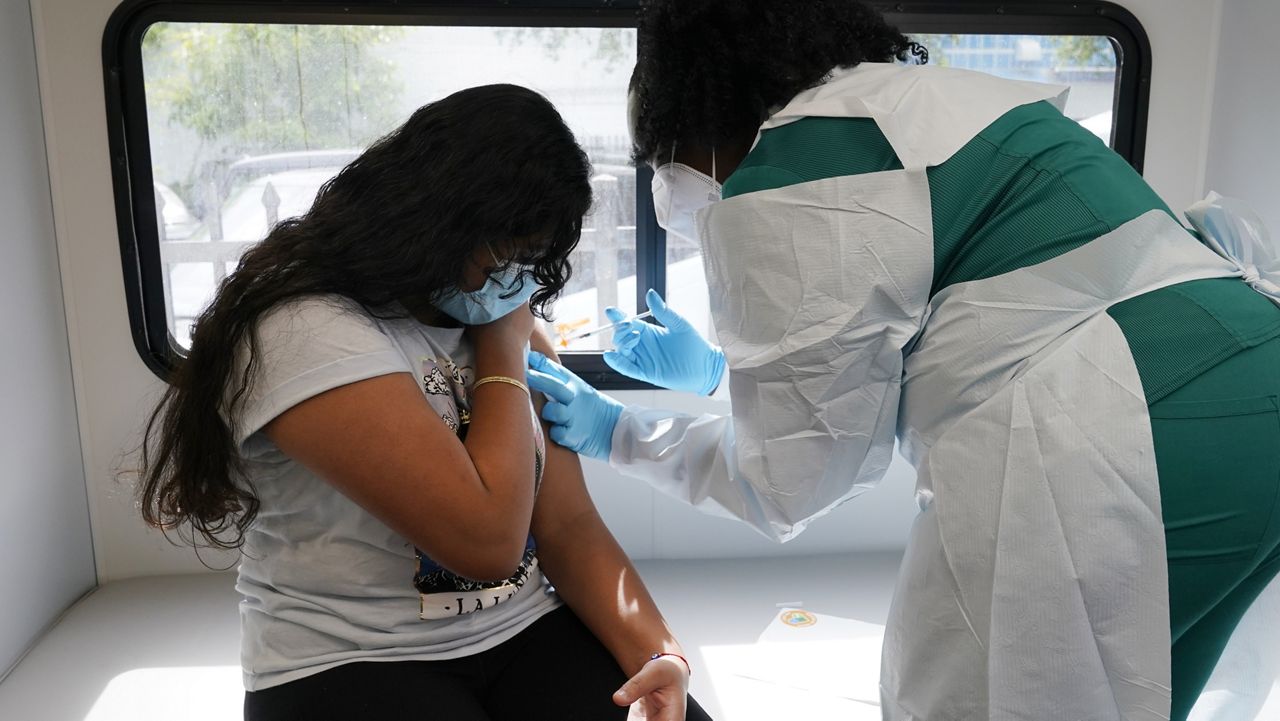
[603,289,726,396]
[526,351,623,461]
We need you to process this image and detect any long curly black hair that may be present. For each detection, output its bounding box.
[138,84,593,552]
[631,0,925,162]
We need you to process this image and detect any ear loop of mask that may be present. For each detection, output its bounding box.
[468,242,502,298]
[710,148,718,201]
[485,241,532,300]
[480,242,503,291]
[665,145,678,226]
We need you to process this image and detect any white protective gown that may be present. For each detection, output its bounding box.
[608,63,1269,720]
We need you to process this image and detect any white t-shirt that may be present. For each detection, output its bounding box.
[231,295,560,691]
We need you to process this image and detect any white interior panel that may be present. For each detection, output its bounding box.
[0,0,96,678]
[1203,0,1280,237]
[30,0,244,579]
[1123,0,1225,210]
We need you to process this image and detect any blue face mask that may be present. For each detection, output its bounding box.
[433,250,538,325]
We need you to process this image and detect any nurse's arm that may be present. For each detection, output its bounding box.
[609,397,894,544]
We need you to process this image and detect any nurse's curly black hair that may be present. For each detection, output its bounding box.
[631,0,926,162]
[137,84,593,556]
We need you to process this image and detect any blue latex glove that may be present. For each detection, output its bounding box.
[526,350,623,461]
[603,289,726,396]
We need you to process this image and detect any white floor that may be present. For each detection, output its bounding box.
[0,553,1275,721]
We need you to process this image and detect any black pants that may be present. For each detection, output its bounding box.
[244,605,714,721]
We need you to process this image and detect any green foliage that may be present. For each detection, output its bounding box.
[1051,36,1115,68]
[909,34,1114,71]
[143,23,404,156]
[493,27,635,72]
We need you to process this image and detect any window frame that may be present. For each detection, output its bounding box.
[104,0,1151,387]
[875,1,1152,170]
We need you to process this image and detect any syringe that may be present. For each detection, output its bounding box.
[567,310,655,340]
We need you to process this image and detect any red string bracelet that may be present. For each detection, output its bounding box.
[649,652,692,676]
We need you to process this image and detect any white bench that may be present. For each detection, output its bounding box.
[3,553,1276,721]
[0,554,902,721]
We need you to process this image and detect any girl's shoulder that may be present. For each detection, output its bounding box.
[251,293,469,368]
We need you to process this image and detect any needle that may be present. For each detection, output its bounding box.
[567,310,654,340]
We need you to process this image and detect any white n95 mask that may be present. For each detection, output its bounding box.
[652,151,721,245]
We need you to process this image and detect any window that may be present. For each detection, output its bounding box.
[106,1,1150,386]
[107,2,651,385]
[141,22,639,353]
[111,6,646,383]
[882,0,1152,165]
[912,34,1118,144]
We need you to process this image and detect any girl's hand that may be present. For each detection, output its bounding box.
[467,303,535,356]
[613,655,690,721]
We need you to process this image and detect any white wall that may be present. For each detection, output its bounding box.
[29,0,1228,581]
[1122,0,1225,211]
[0,0,96,677]
[1203,0,1280,236]
[30,0,222,580]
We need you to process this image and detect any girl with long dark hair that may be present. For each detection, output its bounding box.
[137,84,711,721]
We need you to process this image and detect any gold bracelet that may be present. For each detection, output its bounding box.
[472,375,530,396]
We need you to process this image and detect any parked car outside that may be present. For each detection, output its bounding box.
[164,150,657,352]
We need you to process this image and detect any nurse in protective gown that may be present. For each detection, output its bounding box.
[527,2,1280,719]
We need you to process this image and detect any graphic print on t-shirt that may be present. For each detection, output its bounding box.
[421,355,470,433]
[415,540,541,620]
[414,355,545,620]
